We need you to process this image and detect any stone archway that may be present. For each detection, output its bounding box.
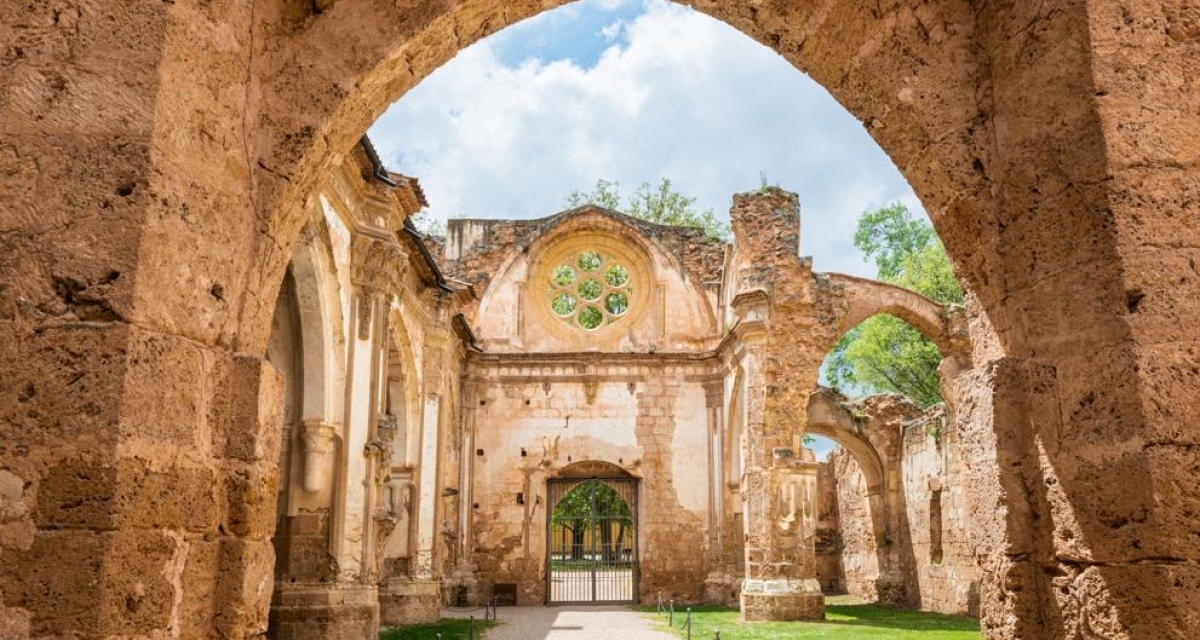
[806,390,908,605]
[2,1,1196,639]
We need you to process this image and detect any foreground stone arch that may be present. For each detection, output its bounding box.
[242,0,988,354]
[1,1,1197,638]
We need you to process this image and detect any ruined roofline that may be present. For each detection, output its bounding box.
[448,204,723,239]
[358,134,429,208]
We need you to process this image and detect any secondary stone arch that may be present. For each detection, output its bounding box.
[288,216,346,423]
[806,390,887,496]
[805,389,906,605]
[822,273,965,361]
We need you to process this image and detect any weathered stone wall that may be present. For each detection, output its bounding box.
[257,145,472,638]
[446,209,724,354]
[814,462,844,594]
[900,408,980,617]
[466,357,715,605]
[440,210,725,323]
[826,449,880,601]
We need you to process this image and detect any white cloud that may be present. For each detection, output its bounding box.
[369,0,924,278]
[599,19,625,41]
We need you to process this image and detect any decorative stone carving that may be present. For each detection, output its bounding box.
[299,421,339,493]
[775,467,817,543]
[350,234,409,296]
[582,379,600,405]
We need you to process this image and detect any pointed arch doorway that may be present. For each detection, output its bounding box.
[546,463,639,605]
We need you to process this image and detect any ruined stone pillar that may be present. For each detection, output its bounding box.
[703,378,739,602]
[730,188,825,620]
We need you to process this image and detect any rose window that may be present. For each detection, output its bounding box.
[548,250,632,331]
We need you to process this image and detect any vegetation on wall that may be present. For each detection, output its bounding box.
[824,204,963,408]
[565,178,731,241]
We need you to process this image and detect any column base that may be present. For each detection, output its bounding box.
[740,578,825,621]
[379,578,441,626]
[268,584,379,640]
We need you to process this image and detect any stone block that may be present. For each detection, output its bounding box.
[214,538,275,638]
[97,529,178,636]
[179,537,220,639]
[379,579,441,626]
[120,328,217,449]
[33,456,216,532]
[222,463,280,539]
[218,355,286,463]
[1067,564,1200,639]
[0,530,104,636]
[269,584,380,640]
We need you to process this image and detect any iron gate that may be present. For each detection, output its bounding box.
[546,477,638,604]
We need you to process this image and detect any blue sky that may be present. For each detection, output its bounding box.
[489,0,644,68]
[368,0,926,279]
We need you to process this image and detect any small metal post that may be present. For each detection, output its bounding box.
[669,599,675,625]
[686,608,692,640]
[470,615,476,640]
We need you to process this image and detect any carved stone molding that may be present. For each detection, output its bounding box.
[299,421,339,493]
[351,234,409,297]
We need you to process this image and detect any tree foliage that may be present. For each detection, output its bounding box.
[565,178,730,241]
[550,481,631,527]
[550,481,633,563]
[825,204,963,408]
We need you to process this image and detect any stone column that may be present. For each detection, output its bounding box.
[271,284,382,640]
[703,378,737,603]
[380,319,450,624]
[737,321,825,620]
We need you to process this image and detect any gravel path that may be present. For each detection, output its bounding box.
[444,606,677,640]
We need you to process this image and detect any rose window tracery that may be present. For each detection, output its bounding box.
[547,250,632,331]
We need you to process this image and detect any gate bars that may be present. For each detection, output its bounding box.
[546,477,639,604]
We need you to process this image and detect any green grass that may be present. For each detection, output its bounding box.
[637,598,981,640]
[379,618,498,640]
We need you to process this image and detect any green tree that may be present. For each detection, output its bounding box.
[550,481,633,564]
[565,178,730,241]
[824,204,962,408]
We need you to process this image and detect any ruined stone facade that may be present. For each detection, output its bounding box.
[258,141,473,637]
[431,191,969,622]
[2,1,1198,638]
